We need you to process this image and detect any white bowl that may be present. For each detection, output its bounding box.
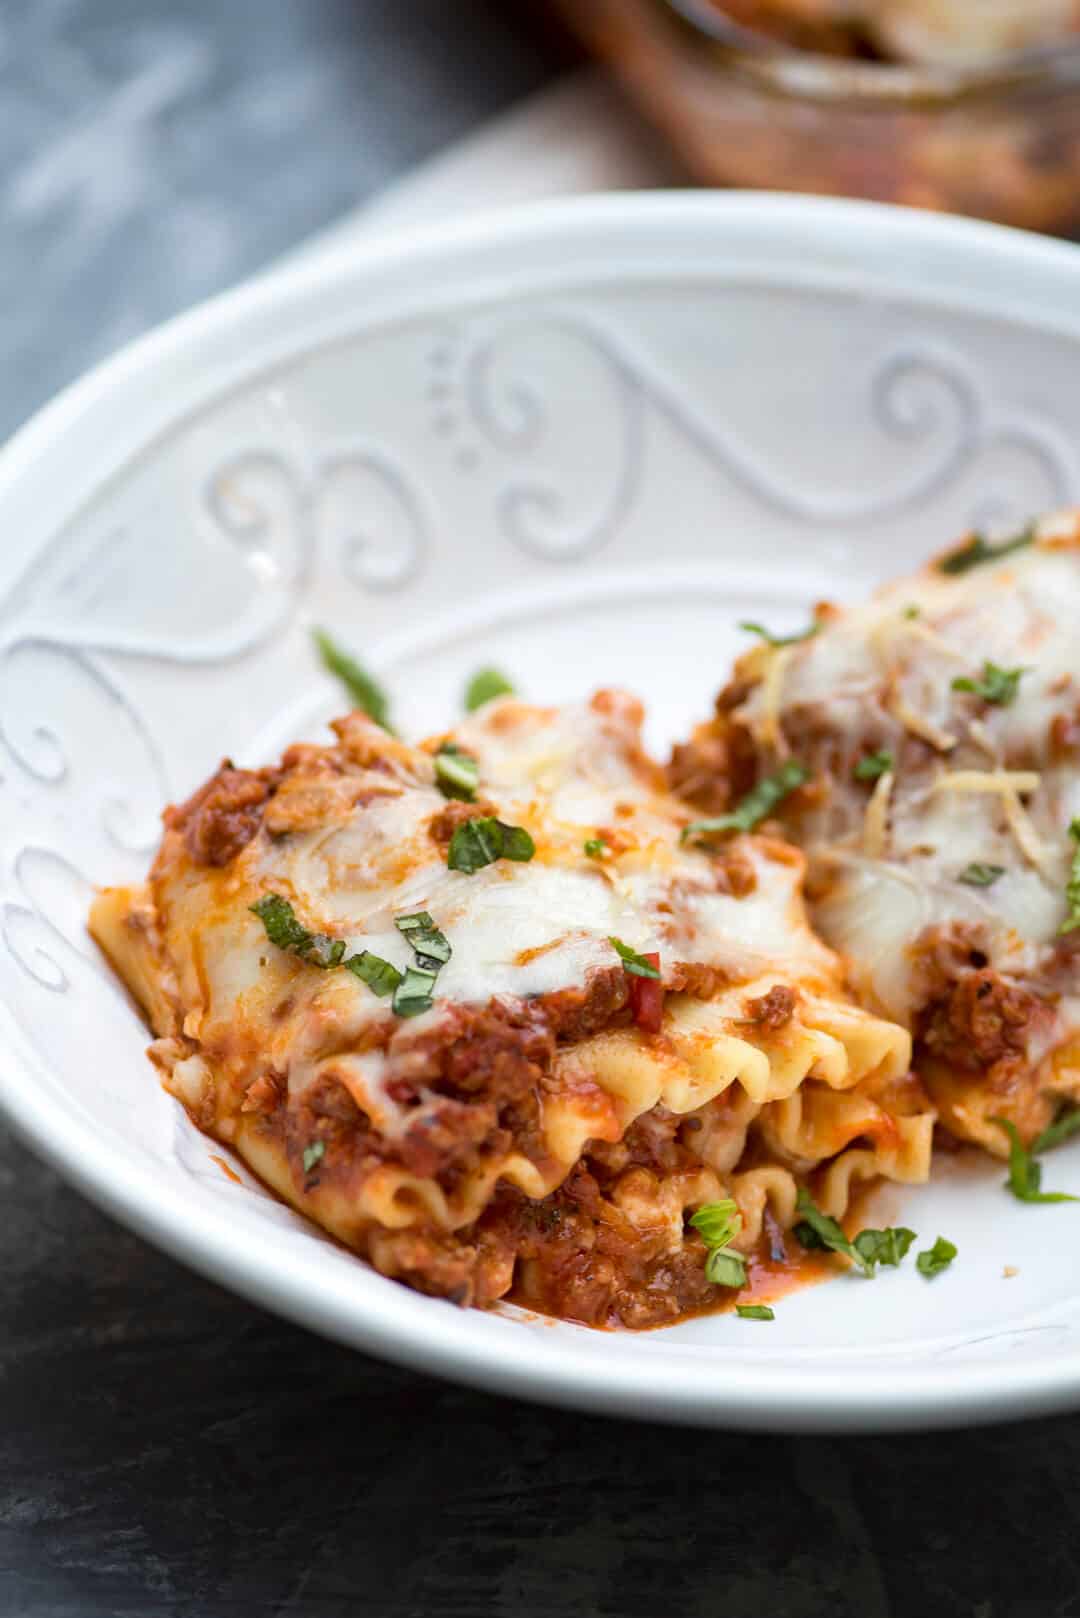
[3,192,1080,1432]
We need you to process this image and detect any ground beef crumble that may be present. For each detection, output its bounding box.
[744,984,799,1030]
[164,761,280,867]
[919,967,1053,1090]
[427,798,500,847]
[285,981,741,1324]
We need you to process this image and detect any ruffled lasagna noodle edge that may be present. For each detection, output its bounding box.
[93,884,929,1307]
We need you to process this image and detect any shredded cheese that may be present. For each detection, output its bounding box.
[722,527,1080,1031]
[889,691,957,752]
[1001,788,1052,874]
[902,619,971,666]
[861,769,894,859]
[934,770,1049,871]
[759,646,793,755]
[966,718,999,761]
[933,770,1041,797]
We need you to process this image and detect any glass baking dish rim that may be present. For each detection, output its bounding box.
[663,0,1080,103]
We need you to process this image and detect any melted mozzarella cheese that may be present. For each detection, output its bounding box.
[158,692,842,1111]
[737,517,1080,1020]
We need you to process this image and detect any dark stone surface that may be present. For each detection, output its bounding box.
[0,0,572,441]
[3,5,1079,1616]
[5,1140,1080,1618]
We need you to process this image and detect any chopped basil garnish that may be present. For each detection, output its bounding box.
[464,667,515,712]
[959,863,1006,888]
[690,1199,747,1290]
[499,824,537,861]
[852,1227,916,1270]
[394,910,438,938]
[916,1237,957,1278]
[796,1194,948,1278]
[736,1304,774,1321]
[853,751,893,783]
[951,661,1028,706]
[689,1200,740,1246]
[991,1103,1080,1198]
[344,951,402,997]
[1032,1104,1080,1156]
[252,893,432,1009]
[302,1140,325,1175]
[682,761,809,844]
[794,1189,873,1276]
[434,743,479,802]
[312,628,393,731]
[584,838,608,859]
[395,911,452,970]
[1061,819,1080,935]
[902,604,921,620]
[307,936,347,969]
[939,525,1034,576]
[250,895,346,969]
[392,910,453,1010]
[392,964,438,1019]
[447,816,536,874]
[739,620,819,649]
[609,937,662,979]
[993,1117,1080,1204]
[795,1192,916,1277]
[705,1249,747,1287]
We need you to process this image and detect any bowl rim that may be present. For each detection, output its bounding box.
[4,190,1080,1431]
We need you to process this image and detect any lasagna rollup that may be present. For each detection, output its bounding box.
[92,689,924,1328]
[673,511,1080,1158]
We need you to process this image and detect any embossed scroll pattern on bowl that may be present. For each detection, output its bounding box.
[3,198,1080,1429]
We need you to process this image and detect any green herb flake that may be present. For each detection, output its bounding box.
[691,1199,747,1290]
[902,604,922,620]
[302,1140,325,1175]
[395,911,452,970]
[434,742,479,802]
[251,893,314,953]
[959,863,1006,888]
[794,1189,873,1277]
[447,816,536,874]
[499,825,535,862]
[916,1237,957,1278]
[1060,820,1080,936]
[313,628,393,730]
[705,1248,747,1288]
[307,935,346,969]
[344,951,402,997]
[951,662,1028,707]
[796,1191,925,1276]
[392,965,439,1019]
[939,525,1034,576]
[682,761,809,844]
[464,667,515,712]
[852,1227,916,1270]
[250,895,344,970]
[609,937,662,980]
[993,1116,1080,1204]
[252,893,407,1003]
[388,909,455,1009]
[853,751,893,783]
[1032,1104,1080,1156]
[689,1199,739,1248]
[736,1304,775,1321]
[739,620,820,649]
[584,838,608,859]
[394,910,435,934]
